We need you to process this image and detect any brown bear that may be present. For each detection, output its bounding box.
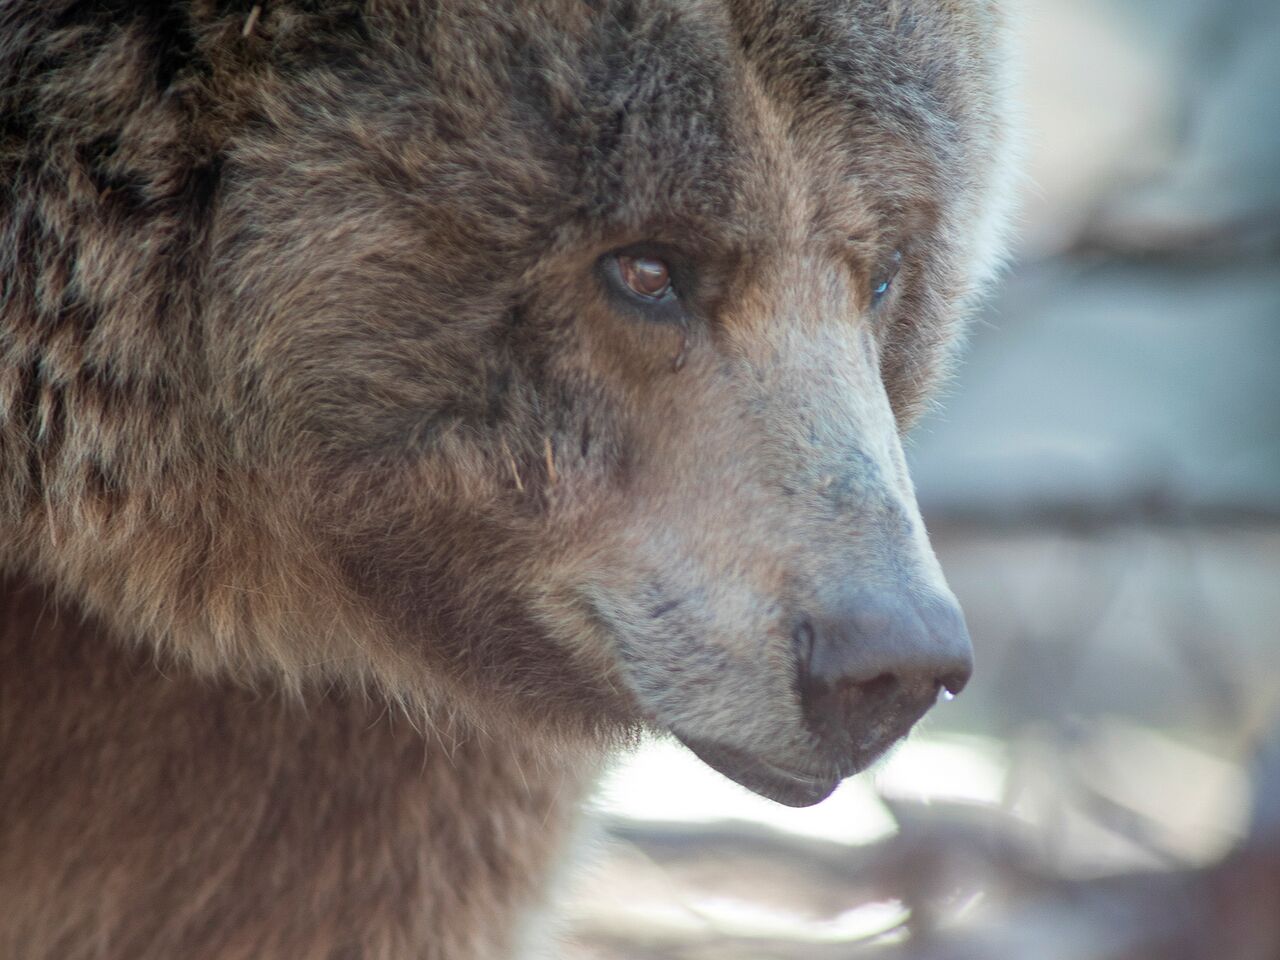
[0,1,1015,957]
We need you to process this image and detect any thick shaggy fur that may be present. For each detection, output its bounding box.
[0,578,590,959]
[0,1,1015,957]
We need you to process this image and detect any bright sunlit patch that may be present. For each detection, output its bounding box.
[873,732,1010,806]
[566,892,910,947]
[592,732,1012,844]
[591,736,898,845]
[1007,718,1251,871]
[580,734,1011,950]
[828,899,911,942]
[674,896,909,943]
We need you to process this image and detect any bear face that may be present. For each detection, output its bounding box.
[1,0,1014,806]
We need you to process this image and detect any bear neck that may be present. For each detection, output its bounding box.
[0,573,602,960]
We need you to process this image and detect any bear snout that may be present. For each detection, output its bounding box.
[669,589,973,808]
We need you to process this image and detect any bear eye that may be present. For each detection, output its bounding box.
[870,249,903,306]
[616,255,673,300]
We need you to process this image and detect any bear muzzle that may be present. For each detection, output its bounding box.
[675,588,973,807]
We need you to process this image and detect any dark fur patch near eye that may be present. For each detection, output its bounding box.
[566,2,740,226]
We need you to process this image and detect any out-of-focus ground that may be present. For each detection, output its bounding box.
[557,0,1280,956]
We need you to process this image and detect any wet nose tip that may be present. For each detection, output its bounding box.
[918,592,974,695]
[794,590,974,753]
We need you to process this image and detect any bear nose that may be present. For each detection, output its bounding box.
[794,590,973,762]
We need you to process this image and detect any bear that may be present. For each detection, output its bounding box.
[0,1,1015,958]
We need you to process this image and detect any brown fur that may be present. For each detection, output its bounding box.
[0,1,1015,956]
[0,578,594,959]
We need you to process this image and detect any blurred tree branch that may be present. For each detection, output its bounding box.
[571,717,1280,960]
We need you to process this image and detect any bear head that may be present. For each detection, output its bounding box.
[0,0,1016,805]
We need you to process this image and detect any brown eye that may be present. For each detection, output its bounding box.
[617,255,673,300]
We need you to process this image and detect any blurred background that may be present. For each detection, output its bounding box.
[560,0,1280,956]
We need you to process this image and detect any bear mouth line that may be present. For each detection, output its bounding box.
[673,733,867,808]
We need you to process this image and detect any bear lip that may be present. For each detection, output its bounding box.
[673,734,847,808]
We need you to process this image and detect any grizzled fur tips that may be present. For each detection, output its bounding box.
[1,2,1016,957]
